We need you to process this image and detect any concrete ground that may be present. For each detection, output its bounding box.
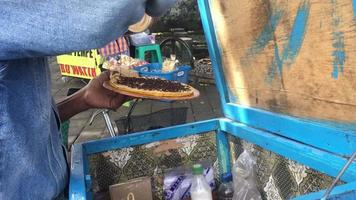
[49,57,222,147]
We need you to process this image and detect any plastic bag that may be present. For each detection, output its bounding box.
[129,32,155,46]
[163,161,216,200]
[232,150,262,200]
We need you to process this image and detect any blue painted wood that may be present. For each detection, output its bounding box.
[353,0,356,23]
[84,175,92,200]
[197,0,356,157]
[328,191,356,200]
[293,181,356,200]
[83,119,220,154]
[267,2,311,82]
[219,118,356,182]
[307,119,356,132]
[69,144,86,200]
[198,0,229,108]
[83,153,92,200]
[223,103,356,156]
[216,129,231,177]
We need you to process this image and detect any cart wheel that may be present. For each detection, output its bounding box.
[160,37,195,69]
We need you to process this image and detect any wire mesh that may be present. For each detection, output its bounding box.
[87,132,341,200]
[89,131,218,200]
[228,136,343,200]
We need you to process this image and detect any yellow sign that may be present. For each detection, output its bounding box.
[56,49,104,79]
[59,64,99,79]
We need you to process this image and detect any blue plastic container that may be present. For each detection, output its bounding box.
[134,63,191,83]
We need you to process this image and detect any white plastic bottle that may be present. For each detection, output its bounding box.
[190,164,213,200]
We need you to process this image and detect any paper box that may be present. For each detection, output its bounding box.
[109,177,153,200]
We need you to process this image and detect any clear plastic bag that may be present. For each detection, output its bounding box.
[232,150,262,200]
[129,32,155,46]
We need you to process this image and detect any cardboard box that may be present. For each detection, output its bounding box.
[109,177,153,200]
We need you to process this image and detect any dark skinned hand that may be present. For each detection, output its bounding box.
[82,71,130,110]
[57,70,133,122]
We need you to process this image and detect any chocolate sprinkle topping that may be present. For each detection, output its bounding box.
[117,76,190,92]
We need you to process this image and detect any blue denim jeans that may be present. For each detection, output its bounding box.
[0,0,175,199]
[0,58,68,200]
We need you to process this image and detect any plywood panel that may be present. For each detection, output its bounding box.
[211,0,356,122]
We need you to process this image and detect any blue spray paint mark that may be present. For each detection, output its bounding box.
[266,58,278,83]
[248,10,283,56]
[267,44,283,83]
[332,32,345,79]
[282,2,311,63]
[331,0,345,79]
[266,1,311,82]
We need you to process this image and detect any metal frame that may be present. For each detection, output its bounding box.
[69,0,356,199]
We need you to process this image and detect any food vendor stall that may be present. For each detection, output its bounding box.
[69,0,356,199]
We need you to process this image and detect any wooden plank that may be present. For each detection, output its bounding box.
[210,0,356,122]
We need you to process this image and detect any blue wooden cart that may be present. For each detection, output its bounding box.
[69,0,356,199]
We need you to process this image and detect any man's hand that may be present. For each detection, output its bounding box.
[82,71,130,110]
[57,71,131,122]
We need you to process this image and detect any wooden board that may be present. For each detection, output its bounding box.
[210,0,356,122]
[103,81,200,101]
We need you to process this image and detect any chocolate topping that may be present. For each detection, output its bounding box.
[117,76,190,92]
